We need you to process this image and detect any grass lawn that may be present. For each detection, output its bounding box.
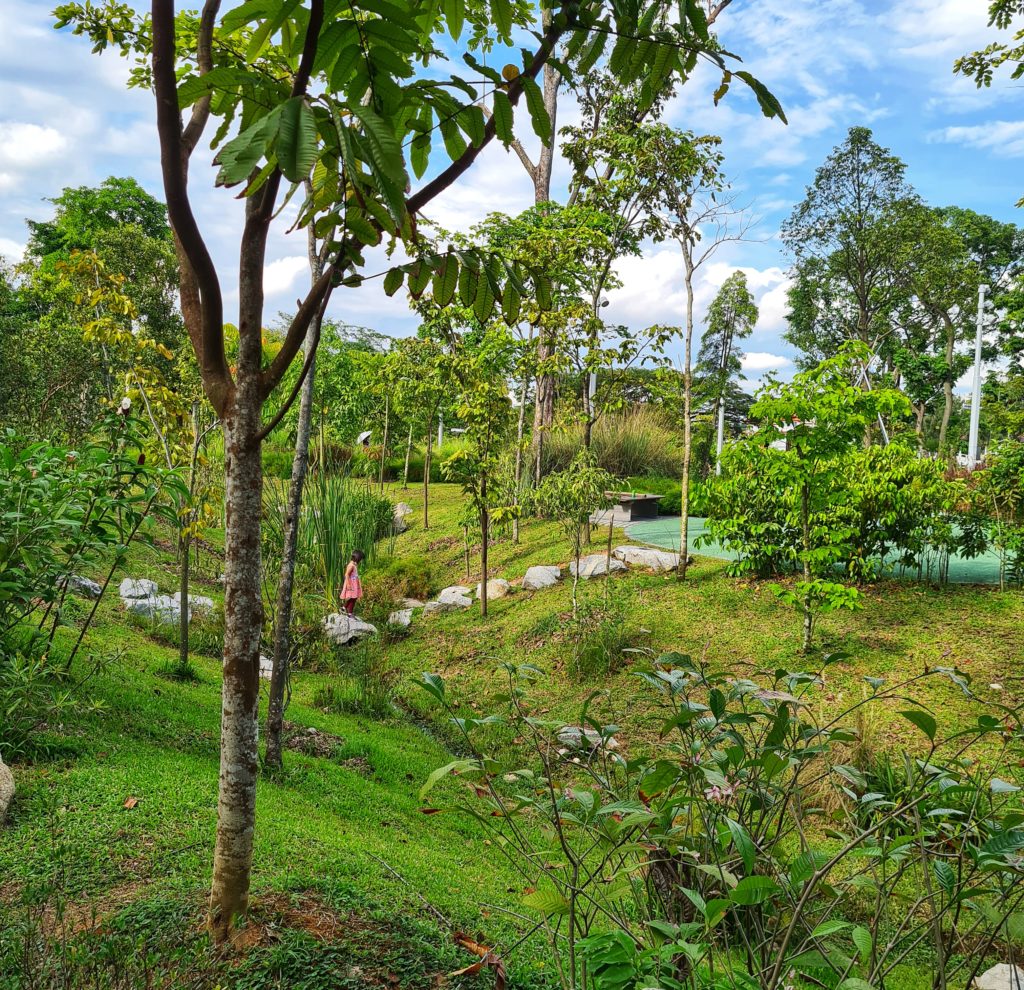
[1,481,1020,988]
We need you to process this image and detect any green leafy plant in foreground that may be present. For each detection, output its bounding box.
[418,655,1024,990]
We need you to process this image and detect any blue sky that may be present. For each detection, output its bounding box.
[0,0,1019,384]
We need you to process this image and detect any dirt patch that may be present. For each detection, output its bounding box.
[427,535,460,553]
[4,879,152,938]
[282,720,345,758]
[339,754,373,776]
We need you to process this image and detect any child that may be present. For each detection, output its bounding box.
[341,549,365,616]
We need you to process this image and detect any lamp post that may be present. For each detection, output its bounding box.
[967,283,989,470]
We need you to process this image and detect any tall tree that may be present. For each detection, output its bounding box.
[782,127,918,374]
[698,270,758,473]
[58,0,779,941]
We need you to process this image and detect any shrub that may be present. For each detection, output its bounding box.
[570,593,650,679]
[419,657,1024,990]
[542,406,684,478]
[261,446,293,480]
[367,554,435,601]
[317,639,396,718]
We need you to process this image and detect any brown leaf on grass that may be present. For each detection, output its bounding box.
[419,807,442,815]
[123,797,139,810]
[444,932,507,990]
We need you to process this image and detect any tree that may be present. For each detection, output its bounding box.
[58,0,779,941]
[698,270,758,474]
[782,128,918,374]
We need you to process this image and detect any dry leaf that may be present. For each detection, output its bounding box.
[123,796,139,810]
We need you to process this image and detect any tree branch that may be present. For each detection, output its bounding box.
[181,0,220,155]
[152,0,231,414]
[406,16,564,214]
[707,0,733,25]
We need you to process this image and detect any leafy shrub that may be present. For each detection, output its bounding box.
[571,592,649,679]
[367,554,435,600]
[419,656,1024,990]
[317,639,397,718]
[543,406,683,478]
[384,438,469,484]
[0,636,76,759]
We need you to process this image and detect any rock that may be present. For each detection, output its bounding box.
[388,608,413,628]
[975,965,1024,990]
[613,545,680,574]
[557,726,620,752]
[0,758,13,825]
[568,554,627,580]
[259,654,274,680]
[119,578,158,600]
[393,501,413,534]
[522,565,561,591]
[401,598,425,609]
[62,574,102,599]
[172,591,214,614]
[323,613,378,645]
[477,578,510,600]
[438,585,474,608]
[124,594,182,625]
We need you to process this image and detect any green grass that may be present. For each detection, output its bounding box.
[2,481,1021,988]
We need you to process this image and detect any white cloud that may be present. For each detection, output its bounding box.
[0,237,25,261]
[931,120,1024,158]
[262,257,309,297]
[0,122,68,169]
[742,352,792,373]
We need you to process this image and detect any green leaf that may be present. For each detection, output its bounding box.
[417,671,446,704]
[501,280,521,324]
[410,130,431,180]
[491,91,514,147]
[851,926,872,964]
[838,980,876,990]
[898,709,937,741]
[522,888,570,917]
[458,262,478,308]
[444,0,465,40]
[520,76,551,143]
[382,268,405,297]
[433,254,458,306]
[735,70,788,123]
[728,876,779,906]
[492,0,513,38]
[726,818,756,875]
[811,919,851,938]
[991,778,1022,794]
[214,108,280,187]
[419,758,478,800]
[980,829,1024,857]
[408,261,432,299]
[473,276,496,323]
[276,96,317,183]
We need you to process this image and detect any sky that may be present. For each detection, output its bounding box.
[0,0,1020,386]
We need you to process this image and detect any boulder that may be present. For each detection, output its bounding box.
[0,757,13,825]
[477,578,511,600]
[119,577,158,600]
[125,594,182,625]
[259,654,274,680]
[323,613,378,645]
[568,554,627,580]
[62,574,103,599]
[522,565,561,591]
[613,545,680,573]
[975,965,1024,990]
[172,591,215,614]
[401,598,425,609]
[388,608,413,628]
[393,501,413,534]
[438,585,474,607]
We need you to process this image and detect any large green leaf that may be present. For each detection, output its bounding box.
[491,91,514,147]
[433,254,459,305]
[214,108,280,187]
[419,758,478,800]
[520,77,551,143]
[898,709,936,741]
[382,267,405,297]
[277,96,318,183]
[728,876,780,906]
[522,888,569,917]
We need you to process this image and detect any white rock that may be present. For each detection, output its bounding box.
[125,594,182,625]
[522,565,561,591]
[388,608,413,628]
[437,585,473,608]
[393,501,413,534]
[0,758,13,825]
[119,578,158,600]
[62,575,103,599]
[259,654,274,680]
[323,613,378,645]
[975,964,1024,990]
[613,545,680,573]
[568,554,627,579]
[172,591,215,613]
[477,578,511,600]
[401,598,425,609]
[557,726,619,752]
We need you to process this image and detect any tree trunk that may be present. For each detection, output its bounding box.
[423,422,432,530]
[715,398,726,476]
[264,312,321,771]
[938,314,956,451]
[480,474,489,619]
[378,393,390,492]
[402,422,414,489]
[800,479,813,654]
[178,529,191,672]
[512,326,534,543]
[208,401,264,942]
[678,255,695,580]
[532,331,554,484]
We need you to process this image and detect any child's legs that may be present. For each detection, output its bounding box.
[344,597,356,615]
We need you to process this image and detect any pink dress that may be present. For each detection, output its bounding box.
[341,564,363,600]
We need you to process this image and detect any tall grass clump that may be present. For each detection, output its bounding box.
[542,406,683,479]
[264,471,394,607]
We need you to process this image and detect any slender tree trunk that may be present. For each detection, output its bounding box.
[423,422,432,530]
[938,314,956,451]
[178,529,191,670]
[402,422,414,489]
[480,474,489,618]
[209,401,264,942]
[678,255,695,580]
[715,399,726,476]
[512,326,534,543]
[378,393,390,492]
[800,479,813,654]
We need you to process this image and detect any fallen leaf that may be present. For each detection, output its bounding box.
[123,796,139,810]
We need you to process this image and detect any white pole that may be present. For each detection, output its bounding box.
[967,283,988,470]
[588,371,597,418]
[437,411,444,449]
[715,401,725,476]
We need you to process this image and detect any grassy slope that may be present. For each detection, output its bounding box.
[2,480,1020,988]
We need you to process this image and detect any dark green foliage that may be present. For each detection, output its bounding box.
[368,555,436,601]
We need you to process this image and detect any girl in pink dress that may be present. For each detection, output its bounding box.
[341,549,364,616]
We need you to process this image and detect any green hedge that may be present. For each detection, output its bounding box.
[624,475,681,515]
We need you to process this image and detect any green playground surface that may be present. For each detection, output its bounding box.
[625,516,1008,586]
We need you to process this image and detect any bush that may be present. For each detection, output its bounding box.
[383,439,469,484]
[571,592,650,679]
[316,639,397,718]
[367,554,435,601]
[542,406,683,478]
[261,446,293,480]
[0,635,76,760]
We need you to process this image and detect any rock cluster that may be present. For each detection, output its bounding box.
[118,578,215,626]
